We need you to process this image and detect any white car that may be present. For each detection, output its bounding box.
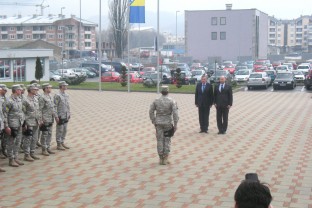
[58,69,77,78]
[276,65,290,73]
[292,70,305,82]
[191,69,206,81]
[283,63,294,70]
[72,68,87,77]
[49,71,61,81]
[234,69,252,83]
[297,64,311,75]
[247,72,271,89]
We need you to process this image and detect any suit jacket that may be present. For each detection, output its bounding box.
[195,82,214,107]
[214,83,233,107]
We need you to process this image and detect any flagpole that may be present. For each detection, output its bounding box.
[156,0,160,94]
[127,1,130,93]
[98,0,102,92]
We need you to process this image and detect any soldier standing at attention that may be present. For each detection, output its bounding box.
[0,86,6,172]
[39,83,58,156]
[54,81,70,150]
[19,84,26,153]
[149,86,179,165]
[0,84,8,160]
[2,85,25,167]
[22,84,41,162]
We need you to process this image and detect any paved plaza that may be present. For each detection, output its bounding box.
[0,89,312,208]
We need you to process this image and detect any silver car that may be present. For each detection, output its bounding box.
[247,72,271,89]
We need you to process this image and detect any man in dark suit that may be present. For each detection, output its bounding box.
[195,75,214,133]
[214,76,233,134]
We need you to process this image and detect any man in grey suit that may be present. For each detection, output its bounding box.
[214,76,233,134]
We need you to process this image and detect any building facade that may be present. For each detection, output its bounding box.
[0,49,53,82]
[185,6,268,62]
[0,14,97,56]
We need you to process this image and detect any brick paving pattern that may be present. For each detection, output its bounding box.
[0,90,311,208]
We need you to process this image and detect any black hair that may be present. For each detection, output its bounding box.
[161,91,168,96]
[234,181,272,208]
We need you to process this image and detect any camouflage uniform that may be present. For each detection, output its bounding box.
[22,85,41,160]
[2,85,25,166]
[0,85,9,160]
[39,83,57,154]
[149,86,179,165]
[54,81,70,149]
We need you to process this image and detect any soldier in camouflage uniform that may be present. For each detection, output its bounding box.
[2,85,25,167]
[19,84,26,153]
[0,84,8,161]
[54,81,70,150]
[22,84,41,161]
[149,86,179,165]
[39,83,58,156]
[0,85,7,172]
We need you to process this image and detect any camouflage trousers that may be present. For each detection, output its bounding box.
[23,126,39,154]
[40,125,52,149]
[155,124,172,156]
[56,122,68,144]
[7,127,22,159]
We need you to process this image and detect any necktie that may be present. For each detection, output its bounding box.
[202,84,205,92]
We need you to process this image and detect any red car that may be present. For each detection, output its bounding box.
[224,64,236,74]
[120,72,143,83]
[254,66,268,72]
[101,72,120,82]
[253,60,266,70]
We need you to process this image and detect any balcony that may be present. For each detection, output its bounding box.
[32,30,46,34]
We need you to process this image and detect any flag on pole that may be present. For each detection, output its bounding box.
[129,0,145,23]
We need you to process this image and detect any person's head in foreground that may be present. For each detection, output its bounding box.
[234,173,273,208]
[161,85,169,96]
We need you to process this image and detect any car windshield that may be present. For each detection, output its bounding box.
[236,70,249,75]
[277,66,287,70]
[255,62,265,65]
[249,74,262,78]
[266,71,274,75]
[292,71,302,75]
[298,65,309,69]
[192,71,203,75]
[277,73,292,79]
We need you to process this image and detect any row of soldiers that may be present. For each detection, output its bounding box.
[0,81,71,172]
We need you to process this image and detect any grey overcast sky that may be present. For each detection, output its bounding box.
[0,0,311,28]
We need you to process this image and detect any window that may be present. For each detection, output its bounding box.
[278,28,281,31]
[58,26,63,30]
[84,26,91,31]
[17,26,23,31]
[13,59,26,82]
[68,34,74,39]
[296,34,302,38]
[296,28,302,32]
[68,42,74,47]
[304,25,307,29]
[48,26,54,30]
[48,34,54,39]
[211,17,217,25]
[85,34,91,39]
[269,28,275,32]
[10,35,15,39]
[270,21,275,26]
[211,32,217,40]
[26,35,31,39]
[270,40,275,44]
[0,59,10,79]
[1,26,7,31]
[278,34,281,37]
[296,20,302,26]
[58,34,63,39]
[33,26,40,31]
[58,42,63,47]
[1,34,8,39]
[17,34,23,39]
[269,34,275,38]
[33,34,40,39]
[290,34,294,37]
[85,42,91,47]
[10,27,14,31]
[220,17,226,25]
[67,26,73,31]
[220,32,226,40]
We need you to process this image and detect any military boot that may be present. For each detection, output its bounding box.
[30,153,40,160]
[24,154,34,162]
[36,141,42,148]
[47,148,55,154]
[0,167,5,172]
[9,159,19,167]
[0,152,6,159]
[162,155,170,165]
[61,143,70,149]
[159,155,163,165]
[42,148,49,156]
[15,158,25,166]
[57,143,65,150]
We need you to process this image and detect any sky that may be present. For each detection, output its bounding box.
[0,0,311,33]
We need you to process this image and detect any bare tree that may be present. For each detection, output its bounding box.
[108,0,128,59]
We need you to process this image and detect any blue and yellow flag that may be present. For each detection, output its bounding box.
[129,0,145,23]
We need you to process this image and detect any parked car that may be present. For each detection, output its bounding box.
[265,70,277,84]
[297,64,311,75]
[209,70,232,84]
[304,70,312,90]
[102,61,127,73]
[191,69,206,82]
[49,71,61,81]
[235,65,248,72]
[224,64,236,74]
[131,63,144,71]
[172,71,196,85]
[120,72,143,83]
[72,68,87,77]
[276,65,290,73]
[247,72,271,89]
[253,60,266,70]
[142,72,171,86]
[273,72,296,90]
[254,65,268,72]
[81,62,110,73]
[101,72,120,82]
[234,69,251,83]
[292,70,305,83]
[140,67,156,75]
[58,69,77,78]
[282,63,294,70]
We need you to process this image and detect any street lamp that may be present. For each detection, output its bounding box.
[61,7,65,15]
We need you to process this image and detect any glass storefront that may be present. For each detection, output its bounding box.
[13,59,26,82]
[0,59,10,79]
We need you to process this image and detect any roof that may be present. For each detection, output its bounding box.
[0,14,97,26]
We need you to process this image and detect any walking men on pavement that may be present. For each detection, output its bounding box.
[195,75,214,133]
[214,76,233,134]
[22,84,41,162]
[149,86,179,165]
[2,85,25,167]
[54,81,70,150]
[39,83,58,156]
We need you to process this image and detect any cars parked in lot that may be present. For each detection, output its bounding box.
[49,71,62,81]
[297,64,311,75]
[102,61,127,73]
[234,69,252,83]
[276,65,290,73]
[247,72,271,89]
[142,72,171,86]
[172,71,196,85]
[224,64,236,74]
[273,72,296,90]
[101,72,120,82]
[191,69,206,82]
[58,69,77,78]
[304,70,312,90]
[72,68,87,77]
[123,72,143,83]
[209,70,232,84]
[140,67,156,75]
[292,70,305,83]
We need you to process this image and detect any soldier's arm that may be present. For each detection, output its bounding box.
[149,101,156,125]
[172,101,179,127]
[38,96,44,121]
[2,101,11,128]
[53,94,60,114]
